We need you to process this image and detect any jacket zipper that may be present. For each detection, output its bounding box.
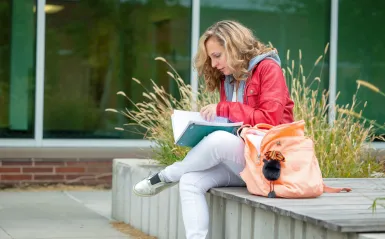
[244,76,252,104]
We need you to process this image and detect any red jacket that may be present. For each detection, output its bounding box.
[216,59,294,126]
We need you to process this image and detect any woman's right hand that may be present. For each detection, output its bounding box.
[200,104,218,122]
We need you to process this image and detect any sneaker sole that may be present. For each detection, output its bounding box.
[132,182,178,197]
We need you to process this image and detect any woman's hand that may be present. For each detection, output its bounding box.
[200,104,218,121]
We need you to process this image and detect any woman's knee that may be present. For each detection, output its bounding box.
[179,172,212,194]
[204,130,239,147]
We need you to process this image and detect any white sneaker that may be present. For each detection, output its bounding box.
[133,173,177,197]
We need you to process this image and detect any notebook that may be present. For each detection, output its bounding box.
[171,109,243,148]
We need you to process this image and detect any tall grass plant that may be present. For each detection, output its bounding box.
[106,57,217,165]
[284,45,382,178]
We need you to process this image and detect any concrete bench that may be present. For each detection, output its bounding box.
[111,159,385,239]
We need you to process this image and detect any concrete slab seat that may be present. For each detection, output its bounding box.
[111,159,385,239]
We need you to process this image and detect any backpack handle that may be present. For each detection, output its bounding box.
[237,123,272,140]
[237,124,252,140]
[254,123,273,130]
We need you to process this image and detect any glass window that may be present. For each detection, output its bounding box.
[200,0,331,90]
[0,1,36,138]
[44,0,192,139]
[337,0,385,136]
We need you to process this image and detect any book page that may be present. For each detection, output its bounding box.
[173,110,229,124]
[171,110,237,142]
[171,113,186,142]
[171,110,201,142]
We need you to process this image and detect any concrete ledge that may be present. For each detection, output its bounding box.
[112,159,385,239]
[112,159,185,238]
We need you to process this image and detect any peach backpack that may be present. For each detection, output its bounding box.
[239,120,351,198]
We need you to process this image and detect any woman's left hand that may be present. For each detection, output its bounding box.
[200,104,218,121]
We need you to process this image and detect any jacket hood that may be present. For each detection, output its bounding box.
[223,49,282,103]
[247,49,281,71]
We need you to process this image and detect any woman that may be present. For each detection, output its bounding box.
[133,20,294,239]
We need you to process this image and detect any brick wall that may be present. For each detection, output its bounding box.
[0,158,113,188]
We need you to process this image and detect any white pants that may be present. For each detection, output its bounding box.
[161,130,246,239]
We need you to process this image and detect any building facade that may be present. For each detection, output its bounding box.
[0,0,384,185]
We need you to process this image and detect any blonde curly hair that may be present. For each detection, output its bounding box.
[194,20,274,92]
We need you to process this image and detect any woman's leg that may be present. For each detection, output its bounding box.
[179,162,245,239]
[133,130,245,196]
[162,130,245,181]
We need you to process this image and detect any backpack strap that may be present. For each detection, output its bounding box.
[237,124,252,141]
[323,183,352,193]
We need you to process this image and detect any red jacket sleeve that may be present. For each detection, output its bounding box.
[216,61,288,126]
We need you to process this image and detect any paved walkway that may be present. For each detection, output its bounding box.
[0,190,134,239]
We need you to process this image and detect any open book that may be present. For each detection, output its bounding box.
[171,109,243,148]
